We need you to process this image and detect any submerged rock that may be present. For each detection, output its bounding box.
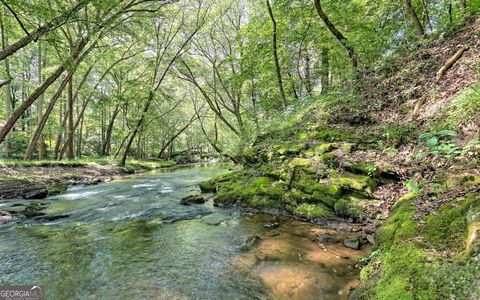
[343,239,360,250]
[201,212,229,225]
[317,235,337,243]
[180,195,206,205]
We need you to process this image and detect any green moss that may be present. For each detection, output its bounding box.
[199,181,215,193]
[290,157,311,167]
[334,172,376,195]
[310,183,342,207]
[314,143,337,154]
[334,195,365,220]
[357,192,480,299]
[47,183,68,195]
[294,203,335,221]
[319,152,339,168]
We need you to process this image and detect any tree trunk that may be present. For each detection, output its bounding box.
[24,40,91,160]
[313,0,359,79]
[321,47,329,94]
[0,9,12,120]
[422,0,433,31]
[66,77,75,159]
[266,0,287,110]
[304,49,313,93]
[101,104,121,156]
[37,42,46,159]
[404,0,425,36]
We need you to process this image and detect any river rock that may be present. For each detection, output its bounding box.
[343,238,360,250]
[317,235,337,243]
[180,195,206,205]
[22,185,49,199]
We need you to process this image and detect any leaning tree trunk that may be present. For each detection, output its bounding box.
[266,0,287,110]
[404,0,425,36]
[313,0,359,80]
[101,104,121,156]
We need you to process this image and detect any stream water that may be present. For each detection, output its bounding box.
[0,166,366,299]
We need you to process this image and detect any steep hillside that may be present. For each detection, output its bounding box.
[200,17,480,299]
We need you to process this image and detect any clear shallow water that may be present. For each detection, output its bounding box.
[0,166,364,299]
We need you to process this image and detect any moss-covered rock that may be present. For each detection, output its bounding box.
[47,183,68,195]
[334,172,376,195]
[319,152,339,168]
[294,203,335,221]
[334,195,365,221]
[355,192,480,299]
[310,183,342,207]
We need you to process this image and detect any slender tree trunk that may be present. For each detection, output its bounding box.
[313,0,359,80]
[321,47,329,94]
[120,91,154,166]
[25,74,69,160]
[66,77,74,159]
[0,10,12,120]
[404,0,425,36]
[304,49,313,93]
[77,111,84,157]
[37,42,46,159]
[266,0,287,110]
[422,0,433,31]
[101,104,121,156]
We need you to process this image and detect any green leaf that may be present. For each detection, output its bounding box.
[419,132,433,139]
[426,137,438,148]
[437,130,457,137]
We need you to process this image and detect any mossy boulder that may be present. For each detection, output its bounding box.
[334,195,365,220]
[356,192,480,299]
[334,172,376,195]
[310,184,342,207]
[199,181,216,193]
[294,203,335,221]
